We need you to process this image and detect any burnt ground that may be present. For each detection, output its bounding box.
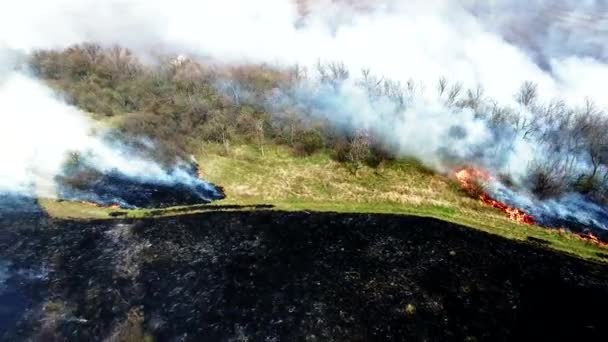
[56,169,226,209]
[1,206,608,341]
[56,159,225,209]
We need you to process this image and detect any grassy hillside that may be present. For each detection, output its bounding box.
[42,142,608,263]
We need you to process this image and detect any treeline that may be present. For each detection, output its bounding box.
[30,44,388,171]
[30,44,608,204]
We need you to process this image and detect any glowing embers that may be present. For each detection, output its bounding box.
[454,168,535,225]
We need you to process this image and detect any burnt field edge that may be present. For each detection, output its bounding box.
[49,204,608,265]
[38,197,608,263]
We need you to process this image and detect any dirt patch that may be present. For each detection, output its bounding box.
[1,207,608,341]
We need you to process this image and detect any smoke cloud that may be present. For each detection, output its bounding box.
[0,50,223,206]
[0,0,607,222]
[2,0,607,105]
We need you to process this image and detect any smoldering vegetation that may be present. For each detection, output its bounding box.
[56,156,225,209]
[0,55,224,208]
[29,44,608,234]
[1,207,608,341]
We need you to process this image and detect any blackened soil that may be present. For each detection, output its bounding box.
[1,210,608,341]
[56,169,225,208]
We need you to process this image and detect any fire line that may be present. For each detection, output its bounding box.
[454,168,534,225]
[454,168,608,248]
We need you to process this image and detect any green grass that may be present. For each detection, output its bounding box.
[40,143,608,263]
[40,198,118,219]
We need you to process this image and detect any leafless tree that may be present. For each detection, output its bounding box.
[316,61,350,90]
[357,69,405,110]
[574,100,608,182]
[458,85,485,113]
[256,119,266,157]
[437,76,448,97]
[347,132,371,175]
[358,68,384,101]
[516,81,538,107]
[446,82,463,107]
[106,45,137,80]
[383,79,406,111]
[526,157,571,198]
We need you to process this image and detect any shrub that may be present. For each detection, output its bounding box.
[365,145,393,168]
[331,138,351,163]
[526,160,568,199]
[293,129,324,156]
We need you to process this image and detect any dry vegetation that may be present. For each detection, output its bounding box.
[30,44,608,203]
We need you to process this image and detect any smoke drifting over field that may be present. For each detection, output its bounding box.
[2,0,607,104]
[0,55,223,205]
[0,1,607,227]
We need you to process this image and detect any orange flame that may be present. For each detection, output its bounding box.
[576,231,608,248]
[454,168,608,247]
[553,228,608,248]
[454,168,535,225]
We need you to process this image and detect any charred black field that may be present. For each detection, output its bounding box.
[1,203,608,341]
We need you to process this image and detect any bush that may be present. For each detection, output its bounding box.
[574,175,597,195]
[365,145,393,168]
[331,138,351,163]
[526,161,568,199]
[293,129,324,156]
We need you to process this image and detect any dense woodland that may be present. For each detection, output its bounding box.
[29,44,608,204]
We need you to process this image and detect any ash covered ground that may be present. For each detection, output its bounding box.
[1,202,608,341]
[55,159,225,209]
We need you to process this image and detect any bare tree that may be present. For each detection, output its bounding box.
[317,61,349,90]
[81,43,104,65]
[459,85,485,113]
[288,63,308,85]
[383,79,406,111]
[358,68,383,101]
[516,81,538,107]
[574,100,608,182]
[256,119,266,157]
[437,76,448,97]
[446,82,463,107]
[487,101,513,127]
[105,45,138,81]
[347,132,371,175]
[526,157,571,198]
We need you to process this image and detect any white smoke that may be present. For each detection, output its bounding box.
[2,0,607,106]
[0,68,200,197]
[266,79,494,171]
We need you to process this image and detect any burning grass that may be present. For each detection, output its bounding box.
[454,168,535,225]
[454,167,608,249]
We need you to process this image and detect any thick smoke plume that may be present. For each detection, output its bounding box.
[1,0,607,226]
[0,54,223,206]
[2,0,606,105]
